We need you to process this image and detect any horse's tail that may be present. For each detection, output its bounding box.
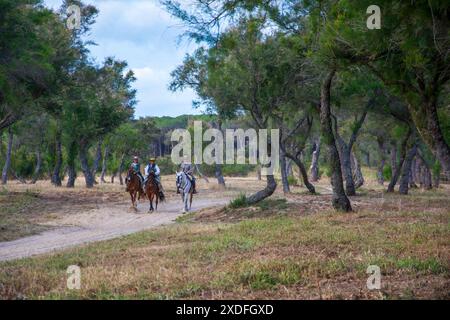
[159,192,165,202]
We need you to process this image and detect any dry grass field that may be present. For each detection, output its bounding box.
[0,171,449,299]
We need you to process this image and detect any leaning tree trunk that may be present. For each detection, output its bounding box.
[286,158,293,178]
[1,127,13,185]
[387,131,411,193]
[407,99,450,180]
[51,127,63,186]
[79,144,95,188]
[30,149,42,184]
[310,139,320,182]
[246,174,277,205]
[280,150,290,193]
[100,145,109,183]
[351,152,364,189]
[286,155,315,194]
[399,144,417,195]
[319,69,351,212]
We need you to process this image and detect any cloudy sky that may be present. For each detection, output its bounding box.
[44,0,202,118]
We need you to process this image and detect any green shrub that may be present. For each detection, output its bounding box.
[287,176,298,186]
[228,193,248,209]
[383,165,392,181]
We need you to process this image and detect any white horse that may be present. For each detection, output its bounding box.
[176,171,194,213]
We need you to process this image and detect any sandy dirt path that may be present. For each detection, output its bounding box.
[0,197,230,262]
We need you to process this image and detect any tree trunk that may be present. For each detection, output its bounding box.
[387,131,411,192]
[390,143,398,177]
[65,141,78,188]
[422,164,433,190]
[215,164,226,187]
[294,156,315,194]
[286,158,293,177]
[351,152,364,189]
[415,158,422,187]
[280,150,290,193]
[377,139,385,185]
[409,158,418,188]
[117,153,126,185]
[30,149,42,184]
[399,144,417,195]
[91,140,102,184]
[246,174,277,205]
[407,99,450,180]
[338,141,356,196]
[100,145,109,183]
[363,150,371,167]
[1,127,13,184]
[310,139,320,182]
[320,69,351,212]
[417,155,432,190]
[66,162,76,188]
[79,144,94,188]
[51,127,63,187]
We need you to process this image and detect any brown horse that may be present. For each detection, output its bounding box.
[126,168,144,210]
[144,171,164,212]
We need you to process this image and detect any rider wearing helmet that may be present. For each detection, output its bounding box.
[179,155,197,194]
[127,156,144,192]
[144,157,165,198]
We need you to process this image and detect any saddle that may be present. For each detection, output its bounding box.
[126,171,143,189]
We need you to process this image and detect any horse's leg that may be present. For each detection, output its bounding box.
[184,192,189,212]
[130,191,134,207]
[148,193,153,212]
[130,191,135,209]
[190,191,193,210]
[151,194,154,211]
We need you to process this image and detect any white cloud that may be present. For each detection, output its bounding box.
[44,0,201,117]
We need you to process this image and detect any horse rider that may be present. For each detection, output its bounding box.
[144,157,165,198]
[179,156,197,194]
[127,156,144,192]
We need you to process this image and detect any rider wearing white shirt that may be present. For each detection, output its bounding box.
[179,156,197,194]
[144,157,164,196]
